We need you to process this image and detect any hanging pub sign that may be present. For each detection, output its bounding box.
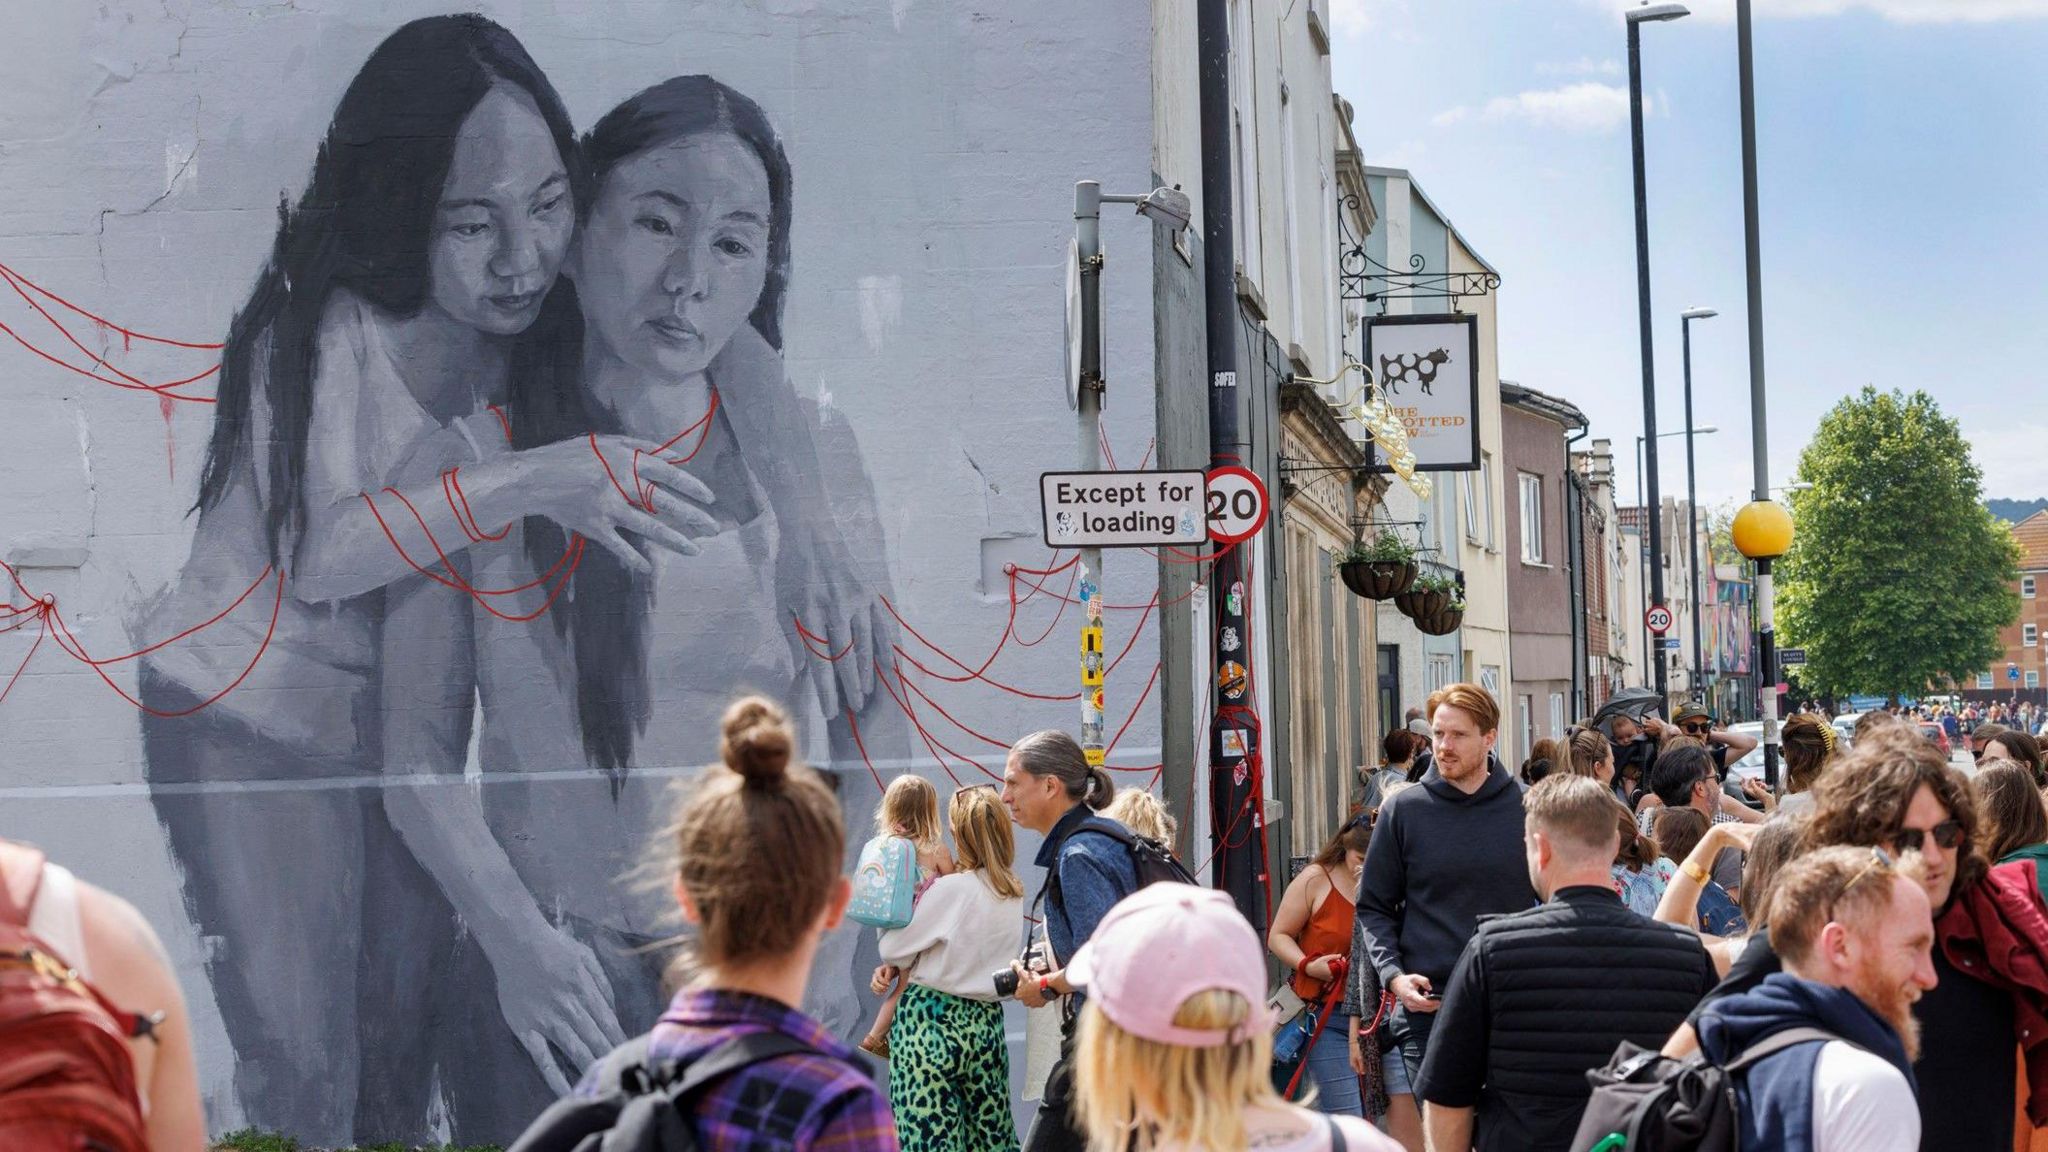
[1362,313,1481,472]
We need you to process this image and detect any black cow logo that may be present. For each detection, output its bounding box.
[1378,348,1452,396]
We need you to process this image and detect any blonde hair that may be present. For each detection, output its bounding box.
[1075,990,1278,1152]
[1104,789,1179,845]
[878,773,943,848]
[671,697,843,967]
[950,787,1024,900]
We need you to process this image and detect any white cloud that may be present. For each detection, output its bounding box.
[1433,82,1635,133]
[1330,0,1409,37]
[1587,0,2048,23]
[1536,56,1625,76]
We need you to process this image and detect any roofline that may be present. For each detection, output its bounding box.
[1362,165,1501,277]
[1500,380,1590,432]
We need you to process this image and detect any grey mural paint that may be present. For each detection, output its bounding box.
[0,0,1162,1145]
[132,17,913,1144]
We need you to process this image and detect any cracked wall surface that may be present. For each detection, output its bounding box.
[0,0,1164,1144]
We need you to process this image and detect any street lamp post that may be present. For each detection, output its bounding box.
[1682,306,1718,703]
[1636,425,1716,690]
[1734,0,1785,790]
[1627,2,1691,707]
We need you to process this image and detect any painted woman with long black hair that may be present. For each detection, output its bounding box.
[453,75,905,1111]
[134,17,870,1142]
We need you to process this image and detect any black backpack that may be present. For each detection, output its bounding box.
[1568,1027,1844,1152]
[508,1031,815,1152]
[1046,818,1198,906]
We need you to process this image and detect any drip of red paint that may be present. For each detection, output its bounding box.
[160,395,175,481]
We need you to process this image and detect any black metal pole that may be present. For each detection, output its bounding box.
[1637,435,1649,687]
[1629,19,1669,708]
[1683,316,1703,703]
[1737,0,1780,792]
[1198,0,1260,923]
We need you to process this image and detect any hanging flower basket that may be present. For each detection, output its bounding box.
[1418,606,1465,636]
[1395,586,1449,621]
[1339,559,1416,600]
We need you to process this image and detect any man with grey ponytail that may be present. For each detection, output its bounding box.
[1000,729,1140,1152]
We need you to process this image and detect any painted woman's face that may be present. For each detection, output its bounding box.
[572,131,773,379]
[428,84,573,336]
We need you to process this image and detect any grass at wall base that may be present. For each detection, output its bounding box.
[211,1129,503,1152]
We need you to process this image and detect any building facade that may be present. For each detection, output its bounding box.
[1501,382,1588,755]
[1967,510,2048,702]
[0,1,1234,1143]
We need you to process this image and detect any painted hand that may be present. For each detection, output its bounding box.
[781,521,889,718]
[517,434,720,574]
[492,924,630,1097]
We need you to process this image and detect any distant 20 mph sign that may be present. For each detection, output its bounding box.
[1040,470,1208,549]
[1645,605,1674,635]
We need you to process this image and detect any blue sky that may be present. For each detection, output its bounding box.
[1327,0,2048,512]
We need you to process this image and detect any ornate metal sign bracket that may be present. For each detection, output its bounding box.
[1338,194,1500,313]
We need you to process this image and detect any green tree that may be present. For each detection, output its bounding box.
[1777,388,2021,699]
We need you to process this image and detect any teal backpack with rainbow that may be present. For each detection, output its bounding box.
[846,834,919,929]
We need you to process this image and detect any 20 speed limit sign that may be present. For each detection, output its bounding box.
[1645,604,1674,635]
[1206,465,1269,544]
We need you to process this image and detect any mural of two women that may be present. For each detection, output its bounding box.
[137,14,901,1144]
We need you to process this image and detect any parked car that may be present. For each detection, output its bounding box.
[1832,712,1862,749]
[1917,721,1952,760]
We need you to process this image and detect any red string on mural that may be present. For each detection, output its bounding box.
[0,263,220,402]
[842,705,887,792]
[0,564,288,719]
[0,262,224,349]
[359,490,585,623]
[443,467,509,543]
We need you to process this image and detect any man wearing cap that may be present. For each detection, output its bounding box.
[1414,775,1718,1152]
[1672,703,1759,780]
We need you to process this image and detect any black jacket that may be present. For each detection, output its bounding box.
[1354,755,1534,988]
[1414,886,1720,1152]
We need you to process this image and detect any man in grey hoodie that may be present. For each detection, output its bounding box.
[1354,682,1538,1089]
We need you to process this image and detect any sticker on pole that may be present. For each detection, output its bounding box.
[1206,465,1269,544]
[1645,604,1673,636]
[1040,470,1208,549]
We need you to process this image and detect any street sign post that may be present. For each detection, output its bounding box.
[1040,470,1208,549]
[1645,604,1674,636]
[1778,648,1807,666]
[1205,464,1270,544]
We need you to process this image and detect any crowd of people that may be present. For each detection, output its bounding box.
[12,680,2048,1152]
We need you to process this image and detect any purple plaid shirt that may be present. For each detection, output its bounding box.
[580,988,899,1152]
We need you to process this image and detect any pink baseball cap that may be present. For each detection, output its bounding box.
[1064,883,1273,1048]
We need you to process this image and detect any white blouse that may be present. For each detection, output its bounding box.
[878,871,1024,1002]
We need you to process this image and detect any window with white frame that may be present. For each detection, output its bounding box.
[1228,0,1261,284]
[2027,623,2038,648]
[2026,575,2037,599]
[1520,472,1545,564]
[1549,693,1566,738]
[1980,672,1996,690]
[1427,654,1456,694]
[2031,670,2041,689]
[1466,453,1494,548]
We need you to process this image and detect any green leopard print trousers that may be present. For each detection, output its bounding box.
[887,982,1020,1152]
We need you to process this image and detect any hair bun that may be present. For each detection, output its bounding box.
[720,696,793,787]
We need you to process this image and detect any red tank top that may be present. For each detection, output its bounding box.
[1291,869,1357,999]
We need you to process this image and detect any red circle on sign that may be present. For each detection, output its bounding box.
[1207,465,1270,544]
[1645,605,1673,635]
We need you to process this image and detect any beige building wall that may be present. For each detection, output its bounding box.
[1450,231,1514,760]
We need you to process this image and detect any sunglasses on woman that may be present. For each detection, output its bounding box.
[1891,819,1964,853]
